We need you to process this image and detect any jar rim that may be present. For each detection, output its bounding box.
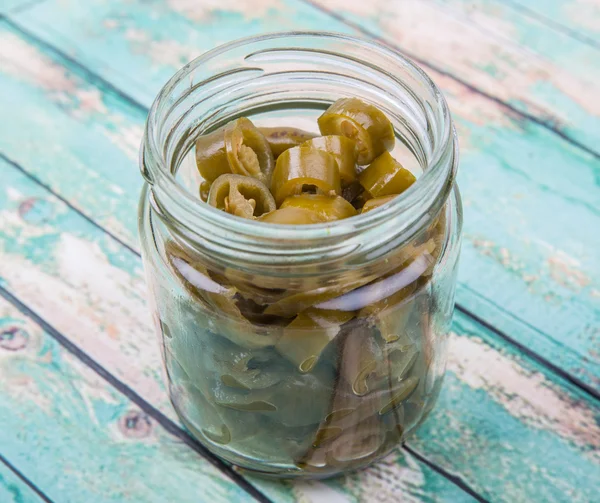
[142,31,458,260]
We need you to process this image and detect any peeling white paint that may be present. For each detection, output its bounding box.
[565,0,600,33]
[0,32,75,93]
[103,123,144,162]
[448,333,600,457]
[168,0,282,21]
[293,481,351,503]
[346,451,430,503]
[0,240,172,419]
[124,28,199,68]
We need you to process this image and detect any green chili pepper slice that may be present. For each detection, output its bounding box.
[259,127,317,158]
[214,369,334,428]
[208,174,276,219]
[195,127,230,183]
[318,98,395,165]
[271,146,341,205]
[196,118,275,184]
[263,270,380,318]
[359,151,416,198]
[223,118,275,184]
[302,135,358,186]
[280,194,357,222]
[258,206,330,225]
[361,194,398,213]
[275,309,355,372]
[166,242,280,349]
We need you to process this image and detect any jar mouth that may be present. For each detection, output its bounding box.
[142,31,457,264]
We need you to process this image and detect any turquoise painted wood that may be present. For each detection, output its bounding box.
[508,0,600,44]
[305,0,600,154]
[0,0,38,15]
[432,0,600,148]
[0,119,598,502]
[0,295,259,503]
[10,0,345,107]
[0,461,44,503]
[13,0,600,154]
[0,15,598,392]
[415,317,600,503]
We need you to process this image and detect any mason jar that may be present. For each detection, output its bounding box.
[138,32,461,478]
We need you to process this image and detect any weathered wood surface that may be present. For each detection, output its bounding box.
[0,459,46,503]
[0,0,599,502]
[306,0,600,152]
[505,0,600,46]
[1,123,598,501]
[0,294,260,503]
[1,5,598,391]
[0,0,36,15]
[13,0,600,153]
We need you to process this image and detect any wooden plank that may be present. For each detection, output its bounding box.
[415,319,600,503]
[0,19,597,390]
[1,153,598,502]
[0,0,42,15]
[0,460,47,503]
[304,0,600,154]
[429,0,600,142]
[0,148,478,503]
[11,0,600,155]
[0,296,263,503]
[507,0,600,46]
[8,0,347,108]
[0,20,144,248]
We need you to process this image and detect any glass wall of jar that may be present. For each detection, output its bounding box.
[138,32,461,478]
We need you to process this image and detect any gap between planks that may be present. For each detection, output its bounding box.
[454,304,600,402]
[403,445,489,503]
[500,0,600,51]
[2,148,597,404]
[0,453,54,503]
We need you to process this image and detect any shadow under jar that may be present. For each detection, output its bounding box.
[138,32,462,479]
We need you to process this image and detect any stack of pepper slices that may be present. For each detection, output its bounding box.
[195,98,416,223]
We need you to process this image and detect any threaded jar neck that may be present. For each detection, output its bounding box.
[141,32,458,273]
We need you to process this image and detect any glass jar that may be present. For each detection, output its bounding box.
[138,32,461,478]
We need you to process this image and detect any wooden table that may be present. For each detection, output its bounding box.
[0,1,598,501]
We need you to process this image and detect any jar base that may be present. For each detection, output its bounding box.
[173,402,399,480]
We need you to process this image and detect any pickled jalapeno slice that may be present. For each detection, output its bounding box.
[359,151,416,198]
[263,271,381,318]
[280,194,357,222]
[301,135,358,186]
[318,98,395,165]
[224,118,275,184]
[258,206,329,225]
[208,174,276,219]
[361,194,398,213]
[195,127,231,183]
[275,309,355,373]
[259,127,317,158]
[271,146,342,205]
